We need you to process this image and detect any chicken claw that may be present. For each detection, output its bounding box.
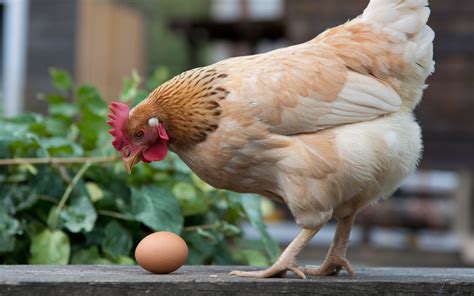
[303,255,356,277]
[303,215,357,277]
[230,259,306,279]
[230,228,321,279]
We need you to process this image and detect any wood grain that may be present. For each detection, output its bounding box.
[0,265,472,296]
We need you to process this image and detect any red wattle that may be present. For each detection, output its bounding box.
[142,140,168,162]
[158,123,169,140]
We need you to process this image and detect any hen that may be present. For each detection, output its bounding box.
[107,0,434,278]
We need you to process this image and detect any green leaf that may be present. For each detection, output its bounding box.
[173,182,208,216]
[85,182,104,203]
[0,208,21,253]
[120,71,141,102]
[0,120,29,142]
[60,195,97,233]
[102,220,132,258]
[76,113,104,151]
[196,227,217,244]
[39,137,83,156]
[241,194,280,262]
[46,207,62,230]
[29,166,66,200]
[218,222,241,236]
[76,85,107,114]
[211,242,235,265]
[172,182,196,200]
[44,94,66,105]
[30,116,71,138]
[75,85,108,150]
[84,228,105,246]
[18,163,38,175]
[71,246,113,264]
[182,231,214,265]
[49,103,79,118]
[3,184,40,213]
[191,174,215,192]
[49,68,73,93]
[131,186,184,234]
[113,256,135,265]
[146,67,170,90]
[29,229,70,264]
[131,90,149,107]
[240,249,271,266]
[174,157,191,174]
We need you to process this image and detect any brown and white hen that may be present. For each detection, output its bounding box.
[108,0,434,278]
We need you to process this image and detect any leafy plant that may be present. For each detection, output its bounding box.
[0,69,280,266]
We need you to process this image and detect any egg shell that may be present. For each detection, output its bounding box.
[135,231,188,274]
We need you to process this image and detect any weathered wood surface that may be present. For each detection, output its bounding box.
[0,265,473,295]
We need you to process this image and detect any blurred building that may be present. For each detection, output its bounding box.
[1,0,145,115]
[0,0,28,116]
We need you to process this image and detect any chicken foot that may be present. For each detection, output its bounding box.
[302,214,356,277]
[230,227,322,279]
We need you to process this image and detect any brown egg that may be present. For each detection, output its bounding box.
[135,231,188,274]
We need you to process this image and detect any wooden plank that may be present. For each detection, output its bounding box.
[76,0,145,101]
[0,266,473,295]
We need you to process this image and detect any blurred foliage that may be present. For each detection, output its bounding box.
[120,0,212,75]
[0,69,280,266]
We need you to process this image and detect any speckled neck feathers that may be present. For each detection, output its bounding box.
[140,67,230,148]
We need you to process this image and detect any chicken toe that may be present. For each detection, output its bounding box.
[303,255,355,277]
[304,214,356,277]
[230,228,320,279]
[229,259,305,279]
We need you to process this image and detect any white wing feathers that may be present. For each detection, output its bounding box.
[271,71,402,135]
[363,0,430,35]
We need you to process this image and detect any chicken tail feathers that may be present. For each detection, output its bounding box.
[363,0,435,76]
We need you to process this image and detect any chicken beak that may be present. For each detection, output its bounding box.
[122,152,141,175]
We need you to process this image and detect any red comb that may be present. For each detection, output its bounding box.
[107,102,130,151]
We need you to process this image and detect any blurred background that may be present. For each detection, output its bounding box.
[0,0,473,268]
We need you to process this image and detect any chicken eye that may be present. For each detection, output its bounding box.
[134,131,144,140]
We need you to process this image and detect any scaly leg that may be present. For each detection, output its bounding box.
[303,214,356,277]
[230,227,322,279]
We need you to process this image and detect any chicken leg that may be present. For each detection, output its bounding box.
[230,227,322,279]
[303,214,356,277]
